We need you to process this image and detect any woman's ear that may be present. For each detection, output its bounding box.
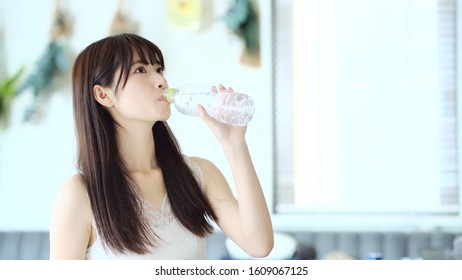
[93,85,114,107]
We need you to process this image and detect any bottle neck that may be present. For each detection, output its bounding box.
[164,88,179,103]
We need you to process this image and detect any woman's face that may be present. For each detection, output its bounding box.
[108,52,171,124]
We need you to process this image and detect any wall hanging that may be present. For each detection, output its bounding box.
[109,0,138,35]
[15,0,72,123]
[167,0,213,33]
[225,0,260,67]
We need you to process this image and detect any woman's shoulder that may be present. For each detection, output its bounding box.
[187,156,219,176]
[60,174,88,198]
[187,156,219,173]
[187,156,226,186]
[55,174,91,214]
[50,174,93,259]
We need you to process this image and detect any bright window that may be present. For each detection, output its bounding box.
[274,0,460,225]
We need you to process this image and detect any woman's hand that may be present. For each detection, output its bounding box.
[197,84,247,149]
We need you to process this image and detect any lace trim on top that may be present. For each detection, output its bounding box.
[139,156,205,228]
[141,195,175,227]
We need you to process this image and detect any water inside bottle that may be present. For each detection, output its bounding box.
[164,87,254,126]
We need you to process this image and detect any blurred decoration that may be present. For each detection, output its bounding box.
[224,0,260,67]
[167,0,213,33]
[16,0,72,123]
[0,17,21,129]
[109,0,138,35]
[452,236,462,259]
[0,25,5,81]
[0,68,23,128]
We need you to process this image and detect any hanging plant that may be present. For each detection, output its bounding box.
[16,41,70,122]
[15,0,72,123]
[224,0,260,67]
[0,68,24,128]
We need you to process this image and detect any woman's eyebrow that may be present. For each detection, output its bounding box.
[131,60,146,66]
[130,60,160,67]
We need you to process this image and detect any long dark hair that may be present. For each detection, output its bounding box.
[72,33,217,254]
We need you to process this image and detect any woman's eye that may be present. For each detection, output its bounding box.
[157,67,164,74]
[134,66,146,73]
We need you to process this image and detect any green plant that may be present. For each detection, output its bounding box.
[0,68,24,127]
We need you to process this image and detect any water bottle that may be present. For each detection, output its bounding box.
[164,85,255,126]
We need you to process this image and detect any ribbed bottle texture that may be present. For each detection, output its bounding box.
[164,86,255,126]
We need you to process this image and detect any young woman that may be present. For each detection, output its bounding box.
[49,33,273,259]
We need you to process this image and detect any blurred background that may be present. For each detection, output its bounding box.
[1,0,462,260]
[0,0,273,231]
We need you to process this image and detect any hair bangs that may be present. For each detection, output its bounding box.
[132,40,164,68]
[113,34,165,92]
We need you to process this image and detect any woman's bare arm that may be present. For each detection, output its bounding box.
[49,175,92,259]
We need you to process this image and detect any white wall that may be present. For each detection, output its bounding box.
[0,0,273,231]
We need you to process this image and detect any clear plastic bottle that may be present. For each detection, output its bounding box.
[164,85,255,126]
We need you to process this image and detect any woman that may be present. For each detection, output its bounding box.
[49,33,273,259]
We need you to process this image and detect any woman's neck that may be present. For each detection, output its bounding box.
[116,122,157,172]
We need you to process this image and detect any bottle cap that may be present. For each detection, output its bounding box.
[164,88,178,103]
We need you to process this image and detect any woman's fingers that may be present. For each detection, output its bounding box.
[197,104,216,127]
[216,84,233,93]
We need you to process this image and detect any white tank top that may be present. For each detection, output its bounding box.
[85,156,208,260]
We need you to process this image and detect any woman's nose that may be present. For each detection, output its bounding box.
[155,77,166,89]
